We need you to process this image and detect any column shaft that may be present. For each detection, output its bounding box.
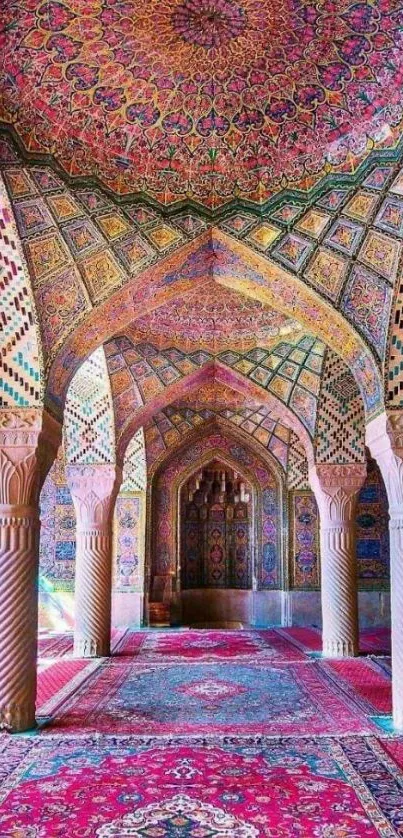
[0,409,60,732]
[310,464,366,658]
[67,465,122,658]
[367,412,403,729]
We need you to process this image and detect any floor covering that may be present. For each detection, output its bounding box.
[1,627,403,836]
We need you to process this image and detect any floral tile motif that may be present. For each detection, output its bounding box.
[270,204,302,225]
[268,435,288,468]
[249,366,272,387]
[221,213,255,235]
[75,189,111,213]
[323,217,364,256]
[295,209,330,239]
[272,233,313,271]
[13,198,54,237]
[145,223,183,251]
[96,211,132,241]
[79,249,124,302]
[341,264,392,359]
[3,168,37,199]
[268,375,293,401]
[298,369,320,395]
[358,229,401,283]
[363,166,394,191]
[219,350,241,366]
[124,205,158,225]
[174,214,206,236]
[289,349,306,364]
[316,189,349,211]
[246,222,281,250]
[33,267,89,352]
[343,190,379,222]
[30,167,64,192]
[114,232,156,274]
[304,247,348,302]
[278,360,299,381]
[389,169,403,196]
[374,196,403,238]
[234,359,256,375]
[61,218,103,258]
[47,193,84,222]
[25,232,70,283]
[289,386,317,435]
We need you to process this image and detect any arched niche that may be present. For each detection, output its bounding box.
[146,427,285,628]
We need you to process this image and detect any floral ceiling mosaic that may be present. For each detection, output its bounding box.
[2,1,403,209]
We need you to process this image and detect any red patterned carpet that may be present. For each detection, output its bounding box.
[1,627,402,835]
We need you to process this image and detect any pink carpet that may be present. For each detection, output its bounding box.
[319,658,392,714]
[131,628,307,662]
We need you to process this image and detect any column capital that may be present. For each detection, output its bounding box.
[309,463,366,524]
[366,410,403,514]
[0,408,62,508]
[66,463,122,531]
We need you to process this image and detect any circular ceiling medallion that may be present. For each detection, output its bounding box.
[172,0,247,49]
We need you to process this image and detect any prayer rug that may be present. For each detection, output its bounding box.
[0,734,402,836]
[38,632,73,658]
[275,626,322,652]
[36,659,99,715]
[318,658,392,714]
[43,659,378,736]
[135,629,307,663]
[360,627,391,655]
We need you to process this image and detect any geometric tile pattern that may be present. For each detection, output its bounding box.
[122,429,147,493]
[0,175,42,406]
[388,275,403,406]
[106,334,326,441]
[287,433,310,490]
[315,350,366,465]
[64,347,116,465]
[145,399,293,473]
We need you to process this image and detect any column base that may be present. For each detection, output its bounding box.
[74,637,110,658]
[0,702,36,733]
[323,638,358,658]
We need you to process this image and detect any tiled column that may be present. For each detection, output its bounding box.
[67,464,122,658]
[309,464,366,658]
[0,409,61,732]
[367,412,403,729]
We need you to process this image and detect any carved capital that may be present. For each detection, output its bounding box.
[366,411,403,513]
[67,464,122,530]
[309,463,366,524]
[0,409,62,506]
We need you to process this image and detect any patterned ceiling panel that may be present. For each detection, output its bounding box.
[0,174,42,406]
[105,333,326,445]
[315,349,366,465]
[2,1,403,210]
[144,394,295,473]
[64,347,116,465]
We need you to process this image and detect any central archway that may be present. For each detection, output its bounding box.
[147,425,285,628]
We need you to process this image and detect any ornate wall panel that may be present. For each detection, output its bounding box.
[289,491,320,590]
[121,429,147,492]
[356,456,390,590]
[39,445,76,593]
[114,494,145,594]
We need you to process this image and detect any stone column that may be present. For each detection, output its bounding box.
[0,408,61,732]
[367,411,403,729]
[67,464,122,658]
[309,463,366,658]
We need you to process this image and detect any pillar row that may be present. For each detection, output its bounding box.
[309,463,366,658]
[367,412,403,730]
[67,464,122,658]
[0,408,61,732]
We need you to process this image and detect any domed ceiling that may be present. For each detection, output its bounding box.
[2,0,403,210]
